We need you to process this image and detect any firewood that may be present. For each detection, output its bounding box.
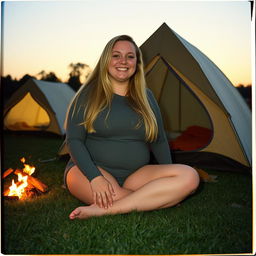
[26,182,36,190]
[14,169,48,192]
[26,187,42,198]
[2,168,14,179]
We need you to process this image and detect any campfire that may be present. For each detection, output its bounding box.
[3,157,48,200]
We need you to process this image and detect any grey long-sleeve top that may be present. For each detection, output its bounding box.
[65,87,172,183]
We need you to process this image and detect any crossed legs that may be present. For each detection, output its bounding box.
[66,166,132,205]
[66,164,199,219]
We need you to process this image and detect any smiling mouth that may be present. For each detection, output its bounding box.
[116,67,128,71]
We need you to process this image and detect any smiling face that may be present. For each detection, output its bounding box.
[108,40,137,87]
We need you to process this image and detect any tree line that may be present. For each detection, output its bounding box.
[2,62,91,104]
[236,84,252,109]
[1,63,252,109]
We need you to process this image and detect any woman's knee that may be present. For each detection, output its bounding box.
[97,167,133,201]
[66,166,89,188]
[66,166,94,204]
[177,165,200,193]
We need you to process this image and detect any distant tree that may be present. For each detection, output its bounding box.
[2,75,19,104]
[67,62,90,91]
[68,62,89,77]
[236,84,251,109]
[37,70,61,82]
[67,76,81,91]
[37,70,47,80]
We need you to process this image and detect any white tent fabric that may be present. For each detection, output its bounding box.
[4,78,75,135]
[140,23,251,170]
[175,32,252,164]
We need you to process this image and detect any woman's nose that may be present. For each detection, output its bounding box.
[119,56,127,64]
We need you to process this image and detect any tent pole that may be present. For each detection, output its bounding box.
[158,66,169,103]
[179,80,181,131]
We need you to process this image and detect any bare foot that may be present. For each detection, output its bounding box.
[69,204,108,220]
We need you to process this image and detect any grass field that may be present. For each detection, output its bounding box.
[2,132,252,255]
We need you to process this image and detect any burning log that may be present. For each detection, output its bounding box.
[2,168,14,179]
[14,169,48,192]
[3,158,48,200]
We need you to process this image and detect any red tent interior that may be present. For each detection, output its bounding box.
[169,125,212,151]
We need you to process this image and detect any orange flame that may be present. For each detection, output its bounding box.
[23,164,35,175]
[20,157,35,175]
[8,174,28,199]
[7,157,35,199]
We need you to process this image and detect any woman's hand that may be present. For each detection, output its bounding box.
[90,176,115,209]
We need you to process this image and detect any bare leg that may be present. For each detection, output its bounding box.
[66,165,133,205]
[69,164,199,219]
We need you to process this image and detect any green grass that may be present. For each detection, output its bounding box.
[2,132,252,255]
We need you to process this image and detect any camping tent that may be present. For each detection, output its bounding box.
[58,23,251,172]
[141,23,251,172]
[4,78,75,135]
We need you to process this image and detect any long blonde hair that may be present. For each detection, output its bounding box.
[65,35,158,142]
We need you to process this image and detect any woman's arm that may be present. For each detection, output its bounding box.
[66,93,116,208]
[65,94,102,181]
[147,89,173,164]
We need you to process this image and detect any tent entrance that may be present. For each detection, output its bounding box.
[4,92,50,131]
[146,56,213,151]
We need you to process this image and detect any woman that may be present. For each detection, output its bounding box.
[64,35,199,219]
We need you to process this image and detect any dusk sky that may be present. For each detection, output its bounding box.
[2,0,253,86]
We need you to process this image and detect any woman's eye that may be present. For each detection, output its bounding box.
[112,54,135,60]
